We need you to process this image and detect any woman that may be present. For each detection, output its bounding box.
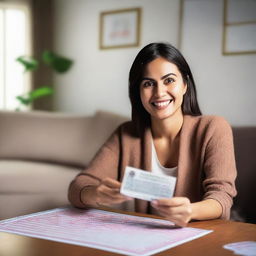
[68,43,237,227]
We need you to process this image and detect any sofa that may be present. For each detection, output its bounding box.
[232,127,256,224]
[0,110,255,224]
[0,110,128,220]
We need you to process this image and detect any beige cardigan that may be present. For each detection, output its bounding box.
[68,115,237,219]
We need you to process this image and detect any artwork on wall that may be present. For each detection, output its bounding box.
[222,0,256,55]
[99,8,141,49]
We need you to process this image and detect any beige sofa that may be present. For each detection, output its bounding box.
[0,110,128,220]
[0,110,255,224]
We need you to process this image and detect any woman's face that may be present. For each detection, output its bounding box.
[140,57,187,121]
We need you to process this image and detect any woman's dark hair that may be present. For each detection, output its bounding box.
[129,42,202,127]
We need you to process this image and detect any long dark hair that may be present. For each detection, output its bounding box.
[129,42,202,127]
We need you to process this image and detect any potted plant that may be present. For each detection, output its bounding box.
[16,50,73,110]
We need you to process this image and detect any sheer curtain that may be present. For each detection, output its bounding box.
[0,0,32,110]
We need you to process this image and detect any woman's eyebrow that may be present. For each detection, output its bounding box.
[142,73,177,81]
[161,73,177,79]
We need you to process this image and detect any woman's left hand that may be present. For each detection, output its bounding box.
[151,197,193,227]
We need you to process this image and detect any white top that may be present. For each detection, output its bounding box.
[151,141,178,215]
[151,141,178,177]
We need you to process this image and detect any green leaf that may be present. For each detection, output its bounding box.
[16,87,54,106]
[16,56,39,72]
[42,51,55,65]
[16,95,31,105]
[42,50,73,73]
[29,86,54,100]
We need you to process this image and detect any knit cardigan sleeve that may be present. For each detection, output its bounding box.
[68,125,121,208]
[202,117,237,219]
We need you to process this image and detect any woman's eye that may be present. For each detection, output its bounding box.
[143,81,154,87]
[164,77,175,84]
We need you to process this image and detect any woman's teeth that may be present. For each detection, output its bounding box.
[152,100,172,107]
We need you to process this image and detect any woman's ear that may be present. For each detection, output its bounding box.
[183,83,188,95]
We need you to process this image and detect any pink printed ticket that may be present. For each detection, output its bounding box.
[0,207,212,256]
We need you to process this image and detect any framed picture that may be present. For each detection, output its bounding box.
[99,8,141,49]
[222,0,256,55]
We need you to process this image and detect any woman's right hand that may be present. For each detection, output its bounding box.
[81,178,132,207]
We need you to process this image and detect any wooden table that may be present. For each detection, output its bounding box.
[0,210,255,256]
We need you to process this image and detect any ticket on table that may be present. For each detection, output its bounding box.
[120,166,176,201]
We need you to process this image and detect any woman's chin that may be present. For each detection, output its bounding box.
[150,107,183,121]
[151,111,174,120]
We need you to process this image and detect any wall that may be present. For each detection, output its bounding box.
[54,0,256,126]
[181,0,256,126]
[53,0,180,117]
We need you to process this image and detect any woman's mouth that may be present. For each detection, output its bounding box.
[151,99,173,109]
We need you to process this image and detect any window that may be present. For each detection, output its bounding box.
[0,1,31,110]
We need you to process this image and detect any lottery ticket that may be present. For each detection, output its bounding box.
[120,166,176,201]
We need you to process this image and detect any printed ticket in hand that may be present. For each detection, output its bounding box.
[120,166,177,201]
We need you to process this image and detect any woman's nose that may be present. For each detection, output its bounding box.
[154,84,167,97]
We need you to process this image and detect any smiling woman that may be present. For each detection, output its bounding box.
[129,43,201,129]
[68,42,237,227]
[140,58,187,122]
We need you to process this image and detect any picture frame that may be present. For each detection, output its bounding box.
[99,8,141,49]
[222,0,256,55]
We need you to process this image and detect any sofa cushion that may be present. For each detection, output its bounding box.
[0,110,128,167]
[0,160,81,219]
[0,160,81,193]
